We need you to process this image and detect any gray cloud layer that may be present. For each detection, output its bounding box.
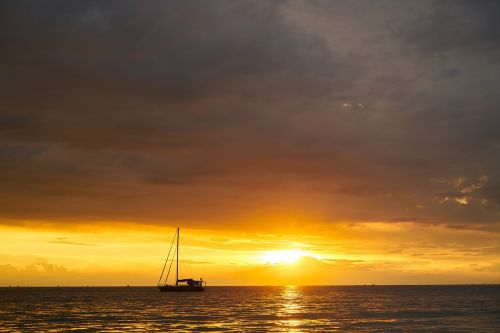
[0,1,499,229]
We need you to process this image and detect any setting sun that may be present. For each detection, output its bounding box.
[261,249,308,265]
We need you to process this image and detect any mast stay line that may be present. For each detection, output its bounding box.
[157,231,177,287]
[164,246,176,285]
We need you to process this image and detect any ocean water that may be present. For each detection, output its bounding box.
[0,285,498,332]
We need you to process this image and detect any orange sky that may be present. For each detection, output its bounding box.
[1,221,498,286]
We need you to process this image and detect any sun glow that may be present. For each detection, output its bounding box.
[261,249,307,265]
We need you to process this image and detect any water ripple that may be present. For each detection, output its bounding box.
[0,285,499,332]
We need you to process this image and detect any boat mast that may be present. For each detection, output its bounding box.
[176,227,179,285]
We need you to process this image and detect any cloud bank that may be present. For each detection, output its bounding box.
[0,1,499,231]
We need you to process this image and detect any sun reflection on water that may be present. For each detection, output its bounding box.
[278,285,304,332]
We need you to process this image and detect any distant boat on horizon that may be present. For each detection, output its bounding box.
[157,227,205,292]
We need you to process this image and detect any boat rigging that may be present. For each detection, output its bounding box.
[157,227,205,292]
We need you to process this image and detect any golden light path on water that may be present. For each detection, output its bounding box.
[279,286,303,332]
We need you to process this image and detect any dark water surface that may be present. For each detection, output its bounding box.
[1,285,499,332]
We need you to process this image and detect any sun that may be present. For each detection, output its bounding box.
[261,249,307,265]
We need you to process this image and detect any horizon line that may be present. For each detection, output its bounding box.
[2,283,499,288]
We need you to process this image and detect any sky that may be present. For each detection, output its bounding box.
[0,0,499,286]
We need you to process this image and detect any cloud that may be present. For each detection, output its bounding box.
[0,1,499,230]
[23,258,67,273]
[396,0,500,57]
[436,176,489,206]
[475,262,500,273]
[49,237,100,246]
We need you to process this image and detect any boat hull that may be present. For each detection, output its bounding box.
[158,285,204,292]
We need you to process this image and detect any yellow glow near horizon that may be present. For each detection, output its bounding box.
[261,249,308,265]
[0,223,499,286]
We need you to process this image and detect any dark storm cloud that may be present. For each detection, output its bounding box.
[0,1,499,228]
[397,0,500,57]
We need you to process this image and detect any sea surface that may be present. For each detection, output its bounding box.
[0,285,499,332]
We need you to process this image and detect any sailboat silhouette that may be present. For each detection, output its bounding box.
[157,228,205,292]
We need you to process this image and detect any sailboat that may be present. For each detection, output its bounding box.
[157,227,205,292]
